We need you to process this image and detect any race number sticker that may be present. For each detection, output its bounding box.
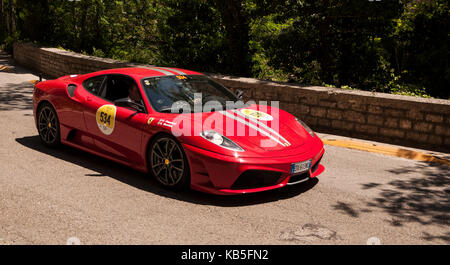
[240,109,273,121]
[96,105,117,135]
[176,75,188,80]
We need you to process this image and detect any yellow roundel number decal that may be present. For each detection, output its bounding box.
[240,108,273,121]
[96,105,117,135]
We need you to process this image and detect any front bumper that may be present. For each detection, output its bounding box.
[183,141,325,195]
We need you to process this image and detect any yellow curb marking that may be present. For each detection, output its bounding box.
[0,65,13,72]
[323,139,450,166]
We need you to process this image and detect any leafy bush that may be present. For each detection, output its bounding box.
[1,0,448,99]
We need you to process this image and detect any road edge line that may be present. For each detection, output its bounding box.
[322,139,450,166]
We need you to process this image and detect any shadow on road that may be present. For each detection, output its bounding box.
[15,135,318,207]
[333,202,361,218]
[382,163,450,243]
[0,81,34,111]
[358,162,449,243]
[0,51,43,76]
[373,163,449,226]
[0,51,37,111]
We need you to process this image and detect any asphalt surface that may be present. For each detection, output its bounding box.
[0,53,449,245]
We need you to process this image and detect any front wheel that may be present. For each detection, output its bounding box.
[148,135,190,190]
[37,102,60,147]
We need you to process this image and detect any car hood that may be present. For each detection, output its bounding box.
[173,104,318,158]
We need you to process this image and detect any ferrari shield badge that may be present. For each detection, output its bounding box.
[96,105,117,135]
[240,108,273,121]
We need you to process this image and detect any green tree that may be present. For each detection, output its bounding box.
[157,0,227,73]
[392,0,449,98]
[252,0,402,90]
[0,0,448,99]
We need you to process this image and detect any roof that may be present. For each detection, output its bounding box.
[74,67,204,81]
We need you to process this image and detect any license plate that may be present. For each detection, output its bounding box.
[291,160,312,174]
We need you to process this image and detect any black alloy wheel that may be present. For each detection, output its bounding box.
[149,135,190,190]
[37,103,61,147]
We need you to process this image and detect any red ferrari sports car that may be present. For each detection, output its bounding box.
[33,67,324,195]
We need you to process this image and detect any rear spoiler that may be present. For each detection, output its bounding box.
[31,73,43,85]
[57,74,79,80]
[34,73,77,84]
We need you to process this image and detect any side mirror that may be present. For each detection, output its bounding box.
[235,89,244,99]
[114,98,144,112]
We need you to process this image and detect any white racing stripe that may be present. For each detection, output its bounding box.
[231,109,291,146]
[220,111,286,147]
[156,67,187,75]
[147,67,175,76]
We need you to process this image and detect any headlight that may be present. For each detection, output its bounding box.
[295,118,315,137]
[200,130,244,152]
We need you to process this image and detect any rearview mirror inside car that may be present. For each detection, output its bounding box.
[235,89,244,99]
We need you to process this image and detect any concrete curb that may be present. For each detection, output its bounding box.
[322,138,450,166]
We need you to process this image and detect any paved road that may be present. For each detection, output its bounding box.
[0,55,449,245]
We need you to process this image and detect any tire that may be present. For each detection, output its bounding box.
[37,102,61,147]
[148,134,190,190]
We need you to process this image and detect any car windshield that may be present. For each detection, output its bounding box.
[141,75,243,113]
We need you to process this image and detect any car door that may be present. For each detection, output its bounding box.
[82,74,148,166]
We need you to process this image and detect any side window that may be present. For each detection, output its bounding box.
[83,75,106,95]
[101,75,140,103]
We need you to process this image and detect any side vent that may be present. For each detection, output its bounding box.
[67,84,77,97]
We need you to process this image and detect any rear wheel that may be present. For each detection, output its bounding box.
[37,103,60,147]
[148,135,190,190]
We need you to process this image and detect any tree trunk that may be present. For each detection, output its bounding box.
[39,0,50,43]
[215,0,250,76]
[5,5,10,34]
[318,0,331,84]
[8,0,15,34]
[78,0,90,51]
[1,0,3,30]
[0,0,4,39]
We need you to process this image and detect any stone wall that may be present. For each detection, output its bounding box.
[13,42,450,151]
[13,43,129,78]
[213,76,450,151]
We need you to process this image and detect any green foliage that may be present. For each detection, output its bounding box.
[157,0,227,72]
[3,32,19,52]
[0,0,448,99]
[390,0,449,98]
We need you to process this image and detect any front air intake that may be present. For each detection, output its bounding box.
[231,170,283,190]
